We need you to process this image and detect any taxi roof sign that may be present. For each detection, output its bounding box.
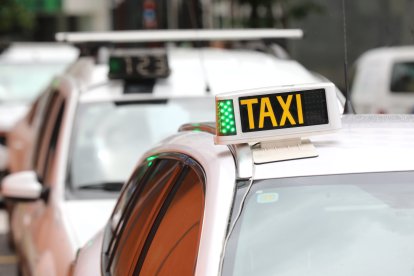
[214,82,341,145]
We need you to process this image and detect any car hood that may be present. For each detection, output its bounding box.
[62,199,116,248]
[0,103,29,133]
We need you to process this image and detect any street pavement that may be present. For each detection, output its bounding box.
[0,210,17,276]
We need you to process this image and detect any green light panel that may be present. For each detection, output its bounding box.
[109,58,122,74]
[217,100,237,136]
[146,155,158,162]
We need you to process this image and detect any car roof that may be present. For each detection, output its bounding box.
[255,114,414,179]
[66,47,320,103]
[0,42,79,64]
[145,114,414,182]
[356,46,414,65]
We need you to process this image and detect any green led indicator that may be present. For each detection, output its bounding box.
[109,58,122,73]
[146,155,158,162]
[217,99,237,136]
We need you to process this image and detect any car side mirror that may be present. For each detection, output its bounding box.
[1,171,43,201]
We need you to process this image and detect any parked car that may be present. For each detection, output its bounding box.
[2,29,335,276]
[351,46,414,113]
[72,83,414,276]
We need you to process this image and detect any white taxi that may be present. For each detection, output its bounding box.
[2,29,329,276]
[73,82,414,276]
[0,43,79,174]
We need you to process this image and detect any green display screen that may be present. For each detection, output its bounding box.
[109,49,170,80]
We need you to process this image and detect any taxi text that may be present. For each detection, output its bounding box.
[240,94,304,131]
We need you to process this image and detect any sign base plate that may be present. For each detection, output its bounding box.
[252,138,318,164]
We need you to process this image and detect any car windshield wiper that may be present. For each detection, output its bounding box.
[78,182,124,192]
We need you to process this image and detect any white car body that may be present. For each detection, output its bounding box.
[351,46,414,114]
[7,45,328,276]
[73,114,414,276]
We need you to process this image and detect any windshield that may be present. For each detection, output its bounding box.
[223,171,414,276]
[0,63,67,103]
[69,97,214,191]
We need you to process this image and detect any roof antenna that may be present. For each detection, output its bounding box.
[342,0,354,114]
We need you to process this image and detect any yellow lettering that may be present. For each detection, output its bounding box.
[240,98,258,129]
[277,95,296,126]
[296,94,304,124]
[259,97,278,128]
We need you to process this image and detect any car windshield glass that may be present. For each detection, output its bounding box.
[69,97,214,190]
[223,171,414,276]
[0,63,66,103]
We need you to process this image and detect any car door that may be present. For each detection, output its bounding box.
[102,154,206,276]
[12,89,68,276]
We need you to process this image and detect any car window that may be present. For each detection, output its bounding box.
[69,97,214,191]
[104,158,184,275]
[223,171,414,276]
[42,99,65,185]
[33,91,58,169]
[390,62,414,93]
[34,92,65,184]
[26,96,40,125]
[0,63,66,103]
[135,162,205,276]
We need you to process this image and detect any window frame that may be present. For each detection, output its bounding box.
[102,155,183,275]
[101,153,206,276]
[34,91,66,185]
[134,157,206,275]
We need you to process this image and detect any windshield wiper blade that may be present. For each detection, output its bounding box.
[78,182,124,192]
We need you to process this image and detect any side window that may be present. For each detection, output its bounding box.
[390,62,414,93]
[34,93,66,184]
[42,99,65,185]
[104,158,184,275]
[33,92,58,169]
[136,162,205,276]
[26,97,39,125]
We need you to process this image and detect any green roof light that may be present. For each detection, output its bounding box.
[217,99,237,136]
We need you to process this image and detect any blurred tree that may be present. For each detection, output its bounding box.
[0,0,35,35]
[237,0,325,28]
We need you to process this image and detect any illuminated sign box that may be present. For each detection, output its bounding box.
[215,82,341,145]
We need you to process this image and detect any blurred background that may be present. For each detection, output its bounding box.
[1,0,413,90]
